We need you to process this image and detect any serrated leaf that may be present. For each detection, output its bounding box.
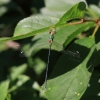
[56,2,86,25]
[44,37,96,100]
[0,80,9,100]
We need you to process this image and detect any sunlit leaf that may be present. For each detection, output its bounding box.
[56,2,86,25]
[0,80,9,100]
[41,0,87,18]
[45,37,96,100]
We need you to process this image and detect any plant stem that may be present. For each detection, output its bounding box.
[92,25,99,37]
[87,8,98,19]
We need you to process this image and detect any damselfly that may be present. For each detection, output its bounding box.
[18,27,81,90]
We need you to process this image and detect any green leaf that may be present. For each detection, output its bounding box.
[8,75,30,93]
[56,2,86,25]
[0,80,9,100]
[42,0,87,18]
[45,0,78,11]
[16,75,30,87]
[0,0,10,5]
[0,38,10,42]
[91,42,100,67]
[0,16,58,42]
[29,58,46,75]
[44,37,96,100]
[22,22,94,57]
[10,64,27,81]
[96,42,100,54]
[95,42,100,65]
[6,94,11,100]
[14,15,58,37]
[89,4,100,18]
[0,6,7,17]
[0,2,87,42]
[81,78,100,100]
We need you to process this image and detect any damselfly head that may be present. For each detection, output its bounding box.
[49,27,56,35]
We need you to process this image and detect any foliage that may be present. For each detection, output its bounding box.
[0,0,100,100]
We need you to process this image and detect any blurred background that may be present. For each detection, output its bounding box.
[0,0,100,100]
